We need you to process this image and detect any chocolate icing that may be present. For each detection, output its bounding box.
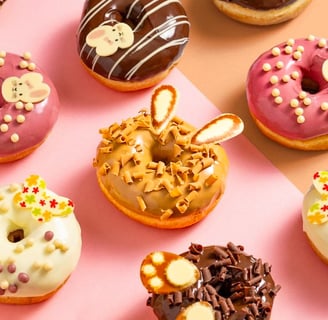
[147,243,280,320]
[221,0,297,10]
[77,0,190,82]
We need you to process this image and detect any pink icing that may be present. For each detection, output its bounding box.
[0,52,59,159]
[246,36,328,140]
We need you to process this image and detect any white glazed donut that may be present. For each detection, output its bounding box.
[303,170,328,263]
[0,175,82,304]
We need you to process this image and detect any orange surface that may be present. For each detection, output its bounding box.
[179,0,326,193]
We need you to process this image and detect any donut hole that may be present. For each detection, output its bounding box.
[7,228,25,243]
[301,76,320,94]
[151,142,180,164]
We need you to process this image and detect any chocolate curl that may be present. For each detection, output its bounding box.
[191,113,244,145]
[151,85,178,135]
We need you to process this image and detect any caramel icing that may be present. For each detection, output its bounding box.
[220,0,296,10]
[94,111,229,223]
[145,243,280,320]
[77,0,190,82]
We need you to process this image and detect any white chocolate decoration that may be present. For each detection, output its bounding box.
[140,251,200,294]
[177,302,215,320]
[0,175,81,300]
[322,60,328,81]
[86,23,134,56]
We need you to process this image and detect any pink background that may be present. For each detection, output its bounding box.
[0,0,326,319]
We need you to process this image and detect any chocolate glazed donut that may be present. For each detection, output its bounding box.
[144,243,281,320]
[77,0,190,91]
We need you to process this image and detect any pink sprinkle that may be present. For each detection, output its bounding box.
[0,265,3,272]
[44,231,54,241]
[7,263,16,273]
[0,288,5,295]
[8,284,17,293]
[18,272,29,283]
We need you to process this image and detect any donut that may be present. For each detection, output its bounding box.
[77,0,190,92]
[0,175,82,304]
[302,170,328,263]
[140,242,281,319]
[246,35,328,151]
[93,85,244,229]
[0,51,59,163]
[212,0,312,25]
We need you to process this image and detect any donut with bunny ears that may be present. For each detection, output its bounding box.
[0,51,59,163]
[93,85,244,229]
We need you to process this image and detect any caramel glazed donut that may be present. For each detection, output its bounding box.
[93,85,244,229]
[212,0,312,26]
[0,175,82,304]
[247,36,328,151]
[0,51,59,163]
[140,243,281,320]
[77,0,190,91]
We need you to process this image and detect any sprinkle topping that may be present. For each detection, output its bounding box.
[13,175,74,222]
[307,171,328,224]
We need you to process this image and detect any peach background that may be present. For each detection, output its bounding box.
[0,0,327,319]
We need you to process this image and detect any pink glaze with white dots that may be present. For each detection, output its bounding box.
[246,35,328,140]
[0,51,59,161]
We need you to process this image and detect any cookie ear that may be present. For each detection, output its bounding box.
[151,85,178,135]
[86,26,118,56]
[191,113,244,145]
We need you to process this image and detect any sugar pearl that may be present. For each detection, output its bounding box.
[10,133,19,143]
[297,45,305,52]
[307,34,316,41]
[293,51,302,60]
[3,114,12,123]
[0,58,4,66]
[321,102,328,110]
[15,101,24,109]
[297,115,305,123]
[276,61,284,69]
[287,38,295,46]
[262,63,271,71]
[28,62,36,71]
[284,46,293,54]
[271,47,280,56]
[22,52,32,60]
[0,280,9,290]
[0,50,6,58]
[303,97,312,106]
[270,75,279,84]
[299,91,307,99]
[25,102,34,111]
[0,124,8,133]
[274,96,283,104]
[318,38,327,48]
[282,75,291,83]
[19,60,28,69]
[295,107,304,116]
[16,115,25,124]
[290,99,299,107]
[271,88,280,97]
[291,71,300,79]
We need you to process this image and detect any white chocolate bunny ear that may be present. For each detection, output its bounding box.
[151,85,178,134]
[191,113,244,145]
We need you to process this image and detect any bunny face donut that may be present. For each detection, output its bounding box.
[0,175,82,304]
[140,243,281,319]
[93,85,243,229]
[0,51,59,163]
[246,35,328,150]
[302,170,328,263]
[212,0,312,25]
[77,0,190,91]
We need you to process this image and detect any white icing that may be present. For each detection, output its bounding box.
[302,185,328,258]
[0,182,81,298]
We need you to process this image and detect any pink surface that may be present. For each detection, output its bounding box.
[0,1,326,319]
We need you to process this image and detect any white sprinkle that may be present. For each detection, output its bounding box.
[321,102,328,110]
[271,47,281,56]
[297,115,305,123]
[10,133,19,143]
[290,99,299,108]
[271,88,280,97]
[303,97,312,106]
[270,75,279,84]
[16,115,25,124]
[262,63,271,71]
[3,114,12,123]
[0,124,8,132]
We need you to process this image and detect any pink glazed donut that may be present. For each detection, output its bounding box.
[246,35,328,150]
[0,51,59,163]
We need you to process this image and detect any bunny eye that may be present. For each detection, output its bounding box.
[18,82,23,86]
